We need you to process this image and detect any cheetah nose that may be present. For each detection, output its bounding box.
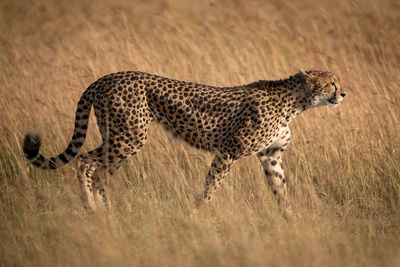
[340,92,346,97]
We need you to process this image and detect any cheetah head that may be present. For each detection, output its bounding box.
[299,69,346,108]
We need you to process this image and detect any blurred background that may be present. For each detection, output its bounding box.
[0,0,399,266]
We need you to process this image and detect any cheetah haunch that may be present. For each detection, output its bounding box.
[23,69,345,212]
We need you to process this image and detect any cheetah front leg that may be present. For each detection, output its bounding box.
[258,146,293,216]
[196,155,235,207]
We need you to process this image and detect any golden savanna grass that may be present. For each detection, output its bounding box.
[1,0,400,266]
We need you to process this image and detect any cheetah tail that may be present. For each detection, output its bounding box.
[23,88,94,170]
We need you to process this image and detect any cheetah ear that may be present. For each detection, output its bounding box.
[299,69,308,76]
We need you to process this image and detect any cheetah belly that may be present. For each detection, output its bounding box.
[270,126,291,149]
[148,104,216,150]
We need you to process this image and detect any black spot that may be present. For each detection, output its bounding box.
[75,132,84,139]
[59,154,69,164]
[66,148,73,155]
[271,160,277,166]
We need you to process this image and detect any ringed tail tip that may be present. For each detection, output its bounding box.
[23,132,41,160]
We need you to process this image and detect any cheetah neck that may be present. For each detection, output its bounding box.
[262,74,313,121]
[286,84,313,118]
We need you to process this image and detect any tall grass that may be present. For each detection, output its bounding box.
[1,0,400,266]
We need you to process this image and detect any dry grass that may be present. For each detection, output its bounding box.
[1,0,400,266]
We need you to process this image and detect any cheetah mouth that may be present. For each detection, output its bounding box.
[327,98,339,107]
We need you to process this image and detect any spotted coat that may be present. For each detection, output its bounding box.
[23,69,345,212]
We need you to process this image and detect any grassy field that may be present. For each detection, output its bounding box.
[1,0,400,266]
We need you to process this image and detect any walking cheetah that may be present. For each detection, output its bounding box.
[23,69,345,212]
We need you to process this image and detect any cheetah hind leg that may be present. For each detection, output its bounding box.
[77,154,97,212]
[77,145,123,212]
[91,161,122,211]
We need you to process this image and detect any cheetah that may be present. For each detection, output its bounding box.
[23,69,345,212]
